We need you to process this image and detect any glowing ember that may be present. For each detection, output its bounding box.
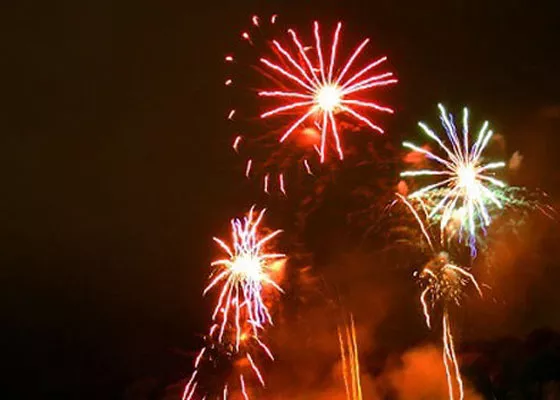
[419,252,483,329]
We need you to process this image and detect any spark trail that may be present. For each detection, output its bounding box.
[338,315,363,400]
[396,194,482,400]
[420,257,482,400]
[182,330,275,400]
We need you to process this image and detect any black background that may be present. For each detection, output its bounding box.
[3,0,560,398]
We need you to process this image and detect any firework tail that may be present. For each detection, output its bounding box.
[338,314,363,400]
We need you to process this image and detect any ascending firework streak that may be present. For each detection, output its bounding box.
[400,104,507,253]
[397,194,482,400]
[183,207,286,400]
[259,21,397,163]
[338,315,363,400]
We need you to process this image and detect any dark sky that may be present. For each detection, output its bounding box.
[2,0,560,398]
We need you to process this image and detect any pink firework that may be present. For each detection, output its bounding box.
[183,207,285,400]
[259,21,397,162]
[206,207,285,349]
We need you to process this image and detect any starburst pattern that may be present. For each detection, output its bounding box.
[401,104,507,248]
[206,207,285,349]
[183,207,285,400]
[259,21,397,162]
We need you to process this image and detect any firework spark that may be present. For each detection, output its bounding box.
[420,255,482,400]
[442,311,462,400]
[259,21,397,163]
[182,331,274,400]
[396,194,482,400]
[401,104,507,251]
[206,207,285,347]
[226,16,396,194]
[419,252,482,328]
[338,315,363,400]
[183,208,285,400]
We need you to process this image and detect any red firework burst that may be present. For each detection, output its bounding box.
[226,16,397,194]
[259,21,397,163]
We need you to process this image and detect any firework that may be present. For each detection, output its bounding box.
[418,251,483,327]
[259,21,397,163]
[396,194,482,400]
[338,315,363,400]
[182,326,275,400]
[184,207,285,399]
[226,16,396,194]
[419,253,482,400]
[400,104,507,251]
[206,207,285,347]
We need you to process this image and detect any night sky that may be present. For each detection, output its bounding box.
[3,0,560,398]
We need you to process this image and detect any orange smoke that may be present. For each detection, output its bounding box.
[403,144,431,165]
[385,345,482,400]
